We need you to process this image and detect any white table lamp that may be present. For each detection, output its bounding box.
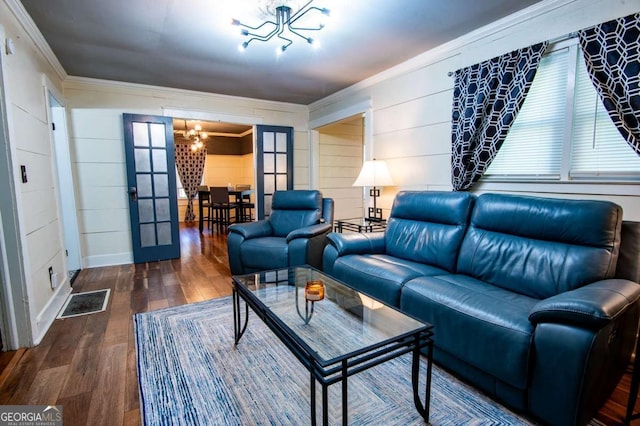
[353,159,394,222]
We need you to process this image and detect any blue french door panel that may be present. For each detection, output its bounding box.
[256,125,293,219]
[123,113,180,263]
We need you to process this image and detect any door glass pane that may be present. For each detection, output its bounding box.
[139,199,155,223]
[140,223,156,247]
[276,154,287,173]
[152,149,167,172]
[264,176,275,194]
[150,123,166,147]
[264,132,275,152]
[264,195,273,216]
[155,198,170,221]
[264,153,274,173]
[157,222,172,245]
[276,175,287,190]
[137,174,152,197]
[135,148,151,172]
[276,132,287,152]
[154,174,169,197]
[133,122,149,147]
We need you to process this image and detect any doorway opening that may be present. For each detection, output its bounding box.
[315,114,365,220]
[171,118,255,227]
[48,91,82,284]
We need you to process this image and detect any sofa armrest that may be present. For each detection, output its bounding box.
[326,232,386,256]
[529,279,640,328]
[286,223,332,242]
[228,220,273,240]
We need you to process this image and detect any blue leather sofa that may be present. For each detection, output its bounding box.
[323,191,640,426]
[228,190,334,275]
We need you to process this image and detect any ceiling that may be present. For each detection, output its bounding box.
[19,0,545,105]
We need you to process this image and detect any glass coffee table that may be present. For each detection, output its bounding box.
[232,266,433,425]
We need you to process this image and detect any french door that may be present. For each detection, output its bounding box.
[256,125,294,219]
[123,114,180,263]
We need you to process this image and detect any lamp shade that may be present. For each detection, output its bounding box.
[353,160,394,187]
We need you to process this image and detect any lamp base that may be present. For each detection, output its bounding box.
[366,207,384,222]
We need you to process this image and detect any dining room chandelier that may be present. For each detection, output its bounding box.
[232,0,330,54]
[182,121,207,152]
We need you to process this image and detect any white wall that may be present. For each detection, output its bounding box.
[63,78,309,267]
[309,0,640,221]
[0,0,71,345]
[318,116,364,219]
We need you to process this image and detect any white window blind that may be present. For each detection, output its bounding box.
[485,48,569,178]
[570,54,640,177]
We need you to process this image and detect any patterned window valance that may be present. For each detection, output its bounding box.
[579,12,640,156]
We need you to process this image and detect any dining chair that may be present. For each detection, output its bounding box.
[197,186,212,233]
[235,184,254,223]
[209,186,237,232]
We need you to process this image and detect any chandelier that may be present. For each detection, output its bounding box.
[182,121,208,152]
[232,0,330,54]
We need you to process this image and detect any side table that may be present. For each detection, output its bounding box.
[334,217,387,233]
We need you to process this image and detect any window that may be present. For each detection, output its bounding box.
[484,40,640,182]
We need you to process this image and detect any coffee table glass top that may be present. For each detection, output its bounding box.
[232,266,431,365]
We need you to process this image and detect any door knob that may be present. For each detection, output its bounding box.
[129,187,137,202]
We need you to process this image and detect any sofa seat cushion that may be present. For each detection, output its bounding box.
[401,274,538,389]
[331,254,448,306]
[240,237,288,271]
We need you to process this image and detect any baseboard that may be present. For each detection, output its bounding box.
[32,278,72,345]
[83,252,133,268]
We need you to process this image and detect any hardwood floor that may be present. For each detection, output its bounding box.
[0,223,636,425]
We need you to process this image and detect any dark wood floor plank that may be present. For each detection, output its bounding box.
[86,342,127,426]
[39,316,87,370]
[58,344,102,399]
[1,341,53,404]
[25,365,68,405]
[58,392,92,426]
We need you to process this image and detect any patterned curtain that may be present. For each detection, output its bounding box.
[175,144,207,222]
[579,13,640,156]
[451,42,548,191]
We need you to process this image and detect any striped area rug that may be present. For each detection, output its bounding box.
[134,296,601,425]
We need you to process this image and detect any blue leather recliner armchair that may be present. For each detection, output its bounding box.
[323,191,640,426]
[228,190,334,275]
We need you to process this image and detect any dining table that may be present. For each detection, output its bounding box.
[198,188,254,233]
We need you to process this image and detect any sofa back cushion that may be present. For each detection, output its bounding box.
[385,191,475,272]
[457,193,622,299]
[269,190,322,237]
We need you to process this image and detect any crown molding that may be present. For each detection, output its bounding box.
[4,0,67,80]
[309,0,575,110]
[63,75,309,112]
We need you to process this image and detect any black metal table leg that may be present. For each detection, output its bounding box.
[323,382,329,426]
[342,359,348,426]
[232,287,249,345]
[412,333,432,423]
[310,369,317,426]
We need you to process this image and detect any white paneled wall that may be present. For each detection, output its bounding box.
[318,116,364,220]
[310,0,640,220]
